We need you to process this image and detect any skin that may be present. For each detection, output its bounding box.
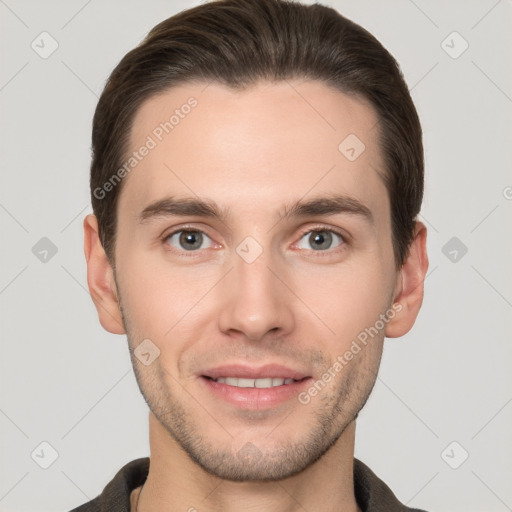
[84,79,428,512]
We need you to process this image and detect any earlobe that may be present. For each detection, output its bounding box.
[385,221,429,338]
[83,214,125,335]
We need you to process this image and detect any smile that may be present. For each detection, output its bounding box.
[208,377,299,388]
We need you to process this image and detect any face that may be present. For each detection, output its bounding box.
[109,80,402,481]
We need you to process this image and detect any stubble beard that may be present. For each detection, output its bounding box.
[121,321,381,482]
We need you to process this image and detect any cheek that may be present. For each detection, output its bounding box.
[298,260,395,346]
[116,249,217,338]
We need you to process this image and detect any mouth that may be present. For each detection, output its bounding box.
[199,364,312,409]
[203,376,306,388]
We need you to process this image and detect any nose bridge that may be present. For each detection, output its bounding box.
[217,238,294,340]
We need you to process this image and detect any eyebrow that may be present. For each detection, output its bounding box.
[139,194,374,225]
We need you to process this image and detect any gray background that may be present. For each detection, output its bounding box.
[1,0,511,511]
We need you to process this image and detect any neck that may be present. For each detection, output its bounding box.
[136,413,360,512]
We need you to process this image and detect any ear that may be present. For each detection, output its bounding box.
[385,221,428,338]
[83,214,125,335]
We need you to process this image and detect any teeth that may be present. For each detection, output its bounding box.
[214,377,295,388]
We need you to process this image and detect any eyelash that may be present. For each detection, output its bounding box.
[161,224,348,258]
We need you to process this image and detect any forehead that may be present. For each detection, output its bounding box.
[120,79,387,224]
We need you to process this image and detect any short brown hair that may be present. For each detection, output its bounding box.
[90,0,423,269]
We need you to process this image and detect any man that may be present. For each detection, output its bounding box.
[73,0,429,510]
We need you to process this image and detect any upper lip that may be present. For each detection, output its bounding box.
[201,364,309,381]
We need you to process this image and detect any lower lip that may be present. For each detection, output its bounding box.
[200,376,312,409]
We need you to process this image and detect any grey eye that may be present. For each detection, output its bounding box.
[166,230,213,251]
[296,230,343,251]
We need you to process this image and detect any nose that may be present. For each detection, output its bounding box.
[217,248,295,342]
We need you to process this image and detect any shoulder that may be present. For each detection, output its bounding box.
[354,458,429,512]
[68,458,150,512]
